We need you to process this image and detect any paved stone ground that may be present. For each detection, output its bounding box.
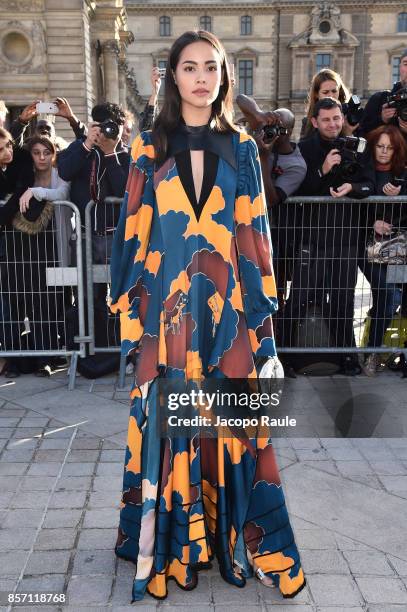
[0,368,407,611]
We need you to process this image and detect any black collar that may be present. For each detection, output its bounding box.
[166,122,236,170]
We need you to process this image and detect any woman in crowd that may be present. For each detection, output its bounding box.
[360,124,407,376]
[110,30,305,603]
[0,135,70,377]
[301,68,355,139]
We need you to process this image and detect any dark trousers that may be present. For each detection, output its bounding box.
[359,260,402,347]
[282,243,358,350]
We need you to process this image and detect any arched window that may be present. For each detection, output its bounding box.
[159,16,171,37]
[398,12,407,32]
[241,15,252,36]
[200,15,212,32]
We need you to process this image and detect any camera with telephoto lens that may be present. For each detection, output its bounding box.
[98,120,120,140]
[342,95,364,126]
[330,135,367,178]
[387,87,407,122]
[262,124,289,143]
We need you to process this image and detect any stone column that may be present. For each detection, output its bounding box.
[118,63,127,108]
[102,41,120,104]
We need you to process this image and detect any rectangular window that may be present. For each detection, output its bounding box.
[316,53,332,72]
[398,12,407,32]
[241,15,252,36]
[238,59,253,95]
[200,16,212,32]
[392,56,401,84]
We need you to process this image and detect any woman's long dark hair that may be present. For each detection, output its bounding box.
[152,30,237,165]
[367,125,407,177]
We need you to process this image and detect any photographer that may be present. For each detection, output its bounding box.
[359,49,407,136]
[236,95,307,321]
[57,102,130,230]
[285,97,375,375]
[57,103,130,358]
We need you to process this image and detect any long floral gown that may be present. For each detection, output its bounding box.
[110,128,306,601]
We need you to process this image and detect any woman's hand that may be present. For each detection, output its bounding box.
[383,182,401,197]
[330,183,353,198]
[373,220,392,235]
[19,189,33,214]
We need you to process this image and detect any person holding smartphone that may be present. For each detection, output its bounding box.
[138,66,163,132]
[9,98,86,149]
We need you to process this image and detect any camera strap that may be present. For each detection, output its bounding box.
[271,150,283,179]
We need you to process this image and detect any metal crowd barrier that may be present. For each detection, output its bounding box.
[84,197,126,389]
[274,196,407,368]
[2,194,406,388]
[0,200,87,389]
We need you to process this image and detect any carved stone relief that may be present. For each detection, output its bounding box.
[0,0,43,11]
[0,20,46,74]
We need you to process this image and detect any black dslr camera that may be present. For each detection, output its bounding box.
[98,120,120,140]
[342,95,364,126]
[262,124,289,143]
[330,136,367,178]
[387,87,407,122]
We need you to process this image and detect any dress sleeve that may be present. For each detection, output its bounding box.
[109,132,155,330]
[234,134,278,358]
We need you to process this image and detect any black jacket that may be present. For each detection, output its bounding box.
[359,81,403,136]
[368,169,407,228]
[0,146,33,201]
[57,138,130,231]
[297,132,375,246]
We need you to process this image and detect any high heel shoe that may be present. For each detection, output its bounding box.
[254,566,276,588]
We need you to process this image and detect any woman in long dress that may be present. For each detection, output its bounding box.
[110,30,305,602]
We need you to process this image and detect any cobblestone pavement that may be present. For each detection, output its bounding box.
[0,369,406,611]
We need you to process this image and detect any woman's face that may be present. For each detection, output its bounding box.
[318,79,340,100]
[375,133,394,165]
[174,40,223,112]
[0,137,13,166]
[31,143,53,172]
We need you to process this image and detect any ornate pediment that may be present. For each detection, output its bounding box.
[289,2,359,49]
[230,46,259,66]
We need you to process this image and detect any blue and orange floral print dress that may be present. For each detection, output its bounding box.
[110,128,305,602]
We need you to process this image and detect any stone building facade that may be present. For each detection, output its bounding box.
[125,0,407,137]
[0,0,140,140]
[0,0,406,140]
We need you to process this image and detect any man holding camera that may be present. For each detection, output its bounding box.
[57,102,130,233]
[236,95,307,325]
[286,97,375,375]
[58,103,130,353]
[360,49,407,136]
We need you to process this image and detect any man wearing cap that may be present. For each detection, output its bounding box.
[359,49,407,135]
